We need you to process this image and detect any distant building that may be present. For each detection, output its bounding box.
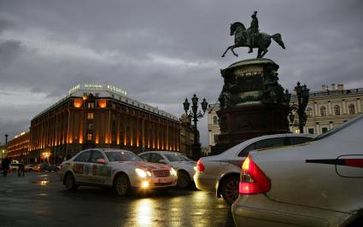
[7,131,30,162]
[26,84,180,163]
[208,84,363,151]
[290,84,363,134]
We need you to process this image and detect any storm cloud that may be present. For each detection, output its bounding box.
[0,0,362,145]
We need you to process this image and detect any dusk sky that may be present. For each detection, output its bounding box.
[0,0,362,146]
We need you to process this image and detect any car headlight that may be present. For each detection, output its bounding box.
[170,168,177,176]
[135,168,151,178]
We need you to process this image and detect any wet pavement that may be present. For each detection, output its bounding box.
[0,172,235,227]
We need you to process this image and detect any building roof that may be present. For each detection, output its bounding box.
[32,84,178,121]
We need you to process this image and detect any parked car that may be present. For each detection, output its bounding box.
[194,133,315,205]
[39,163,59,172]
[24,164,37,172]
[59,148,178,196]
[232,115,363,227]
[139,151,196,189]
[9,160,20,171]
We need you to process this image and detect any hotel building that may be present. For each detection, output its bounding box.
[25,84,180,163]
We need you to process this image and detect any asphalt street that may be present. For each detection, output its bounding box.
[0,172,235,227]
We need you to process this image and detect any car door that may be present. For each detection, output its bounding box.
[72,150,92,183]
[88,150,109,185]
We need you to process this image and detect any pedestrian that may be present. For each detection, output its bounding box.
[2,157,10,177]
[18,160,25,177]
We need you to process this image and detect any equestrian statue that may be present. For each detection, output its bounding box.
[221,11,285,58]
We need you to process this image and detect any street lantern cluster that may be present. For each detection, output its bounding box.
[183,94,208,160]
[289,82,310,133]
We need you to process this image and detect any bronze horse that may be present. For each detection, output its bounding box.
[221,22,285,58]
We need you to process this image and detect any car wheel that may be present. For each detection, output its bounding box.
[177,171,191,189]
[64,173,77,191]
[221,175,239,205]
[114,174,130,196]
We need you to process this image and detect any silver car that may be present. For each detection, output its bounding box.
[139,151,196,189]
[59,148,177,196]
[232,115,363,227]
[194,133,314,205]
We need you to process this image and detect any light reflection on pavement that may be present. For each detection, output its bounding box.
[0,172,235,227]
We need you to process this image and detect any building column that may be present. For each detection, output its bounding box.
[328,101,332,115]
[314,102,318,116]
[357,98,362,113]
[315,122,320,134]
[342,99,347,114]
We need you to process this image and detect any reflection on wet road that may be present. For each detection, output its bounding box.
[0,172,235,227]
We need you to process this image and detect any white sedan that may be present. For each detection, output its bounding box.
[194,133,314,205]
[139,151,196,189]
[59,148,177,196]
[232,115,363,227]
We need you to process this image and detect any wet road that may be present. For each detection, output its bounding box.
[0,172,235,227]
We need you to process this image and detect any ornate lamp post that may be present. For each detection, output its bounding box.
[294,82,310,133]
[183,94,208,160]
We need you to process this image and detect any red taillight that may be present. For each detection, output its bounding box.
[196,159,205,172]
[239,156,271,195]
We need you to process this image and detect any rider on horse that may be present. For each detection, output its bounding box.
[247,11,259,53]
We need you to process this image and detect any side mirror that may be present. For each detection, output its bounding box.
[96,158,107,165]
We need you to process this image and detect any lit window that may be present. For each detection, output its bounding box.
[74,99,83,108]
[87,102,94,109]
[87,113,94,119]
[87,133,93,141]
[98,99,107,108]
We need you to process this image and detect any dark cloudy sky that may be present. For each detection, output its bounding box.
[0,0,362,146]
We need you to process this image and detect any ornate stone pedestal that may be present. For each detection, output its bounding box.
[211,58,290,155]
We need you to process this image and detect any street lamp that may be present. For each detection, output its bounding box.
[183,94,208,160]
[294,82,310,133]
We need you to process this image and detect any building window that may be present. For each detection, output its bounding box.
[320,106,327,117]
[213,116,218,125]
[87,112,94,119]
[349,104,355,114]
[213,134,219,144]
[306,107,313,117]
[87,102,94,109]
[87,123,93,130]
[308,128,314,134]
[87,133,93,141]
[322,127,328,133]
[334,105,340,115]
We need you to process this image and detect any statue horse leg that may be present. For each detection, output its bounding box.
[222,45,238,57]
[257,48,268,58]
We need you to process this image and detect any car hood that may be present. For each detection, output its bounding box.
[112,161,170,171]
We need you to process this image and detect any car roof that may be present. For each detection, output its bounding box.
[218,133,315,157]
[139,151,185,156]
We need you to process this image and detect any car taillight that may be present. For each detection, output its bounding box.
[196,159,205,172]
[239,156,270,195]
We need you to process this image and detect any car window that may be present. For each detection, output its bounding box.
[90,150,105,163]
[139,153,151,162]
[287,136,312,145]
[105,151,142,161]
[255,138,285,149]
[150,153,165,163]
[74,150,92,162]
[164,153,191,162]
[238,143,256,157]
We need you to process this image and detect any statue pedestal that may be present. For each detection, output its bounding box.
[211,58,290,155]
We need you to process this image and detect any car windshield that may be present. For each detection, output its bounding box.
[164,153,191,162]
[105,151,142,162]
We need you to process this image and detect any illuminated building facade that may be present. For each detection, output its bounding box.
[29,84,180,163]
[7,131,30,162]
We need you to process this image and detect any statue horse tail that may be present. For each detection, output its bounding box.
[271,33,285,49]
